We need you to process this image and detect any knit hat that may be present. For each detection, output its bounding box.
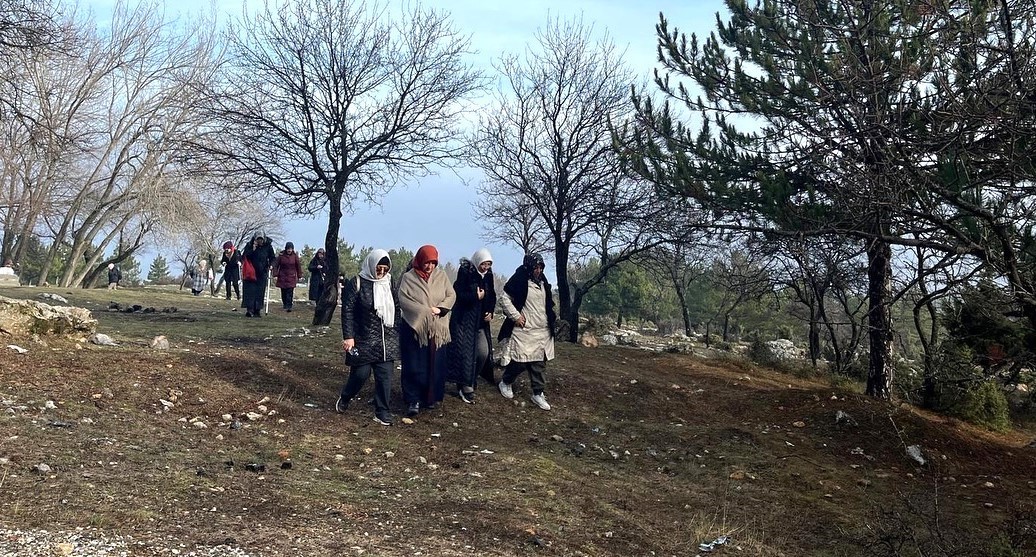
[222,241,233,250]
[285,242,294,250]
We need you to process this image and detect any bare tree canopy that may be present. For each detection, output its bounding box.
[469,16,667,341]
[197,0,483,324]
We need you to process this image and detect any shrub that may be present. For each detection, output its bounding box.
[950,381,1011,432]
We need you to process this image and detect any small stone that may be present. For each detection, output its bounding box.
[221,414,233,422]
[857,479,872,487]
[984,502,994,508]
[215,434,224,440]
[384,451,395,458]
[983,481,995,488]
[792,421,806,428]
[729,470,746,480]
[33,463,52,474]
[257,405,268,413]
[418,456,427,464]
[191,421,207,429]
[363,448,372,455]
[44,400,57,410]
[245,412,263,421]
[160,399,174,408]
[551,435,564,442]
[54,542,74,556]
[334,454,345,462]
[401,418,415,425]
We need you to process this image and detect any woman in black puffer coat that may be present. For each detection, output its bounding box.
[448,248,496,403]
[337,249,401,426]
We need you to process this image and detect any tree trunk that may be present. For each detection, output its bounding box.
[554,241,577,342]
[864,238,894,399]
[312,193,343,326]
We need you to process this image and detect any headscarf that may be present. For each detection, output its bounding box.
[471,248,493,276]
[359,249,394,327]
[522,253,546,285]
[411,245,439,282]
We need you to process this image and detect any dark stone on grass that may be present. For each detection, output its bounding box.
[529,536,545,548]
[245,463,265,473]
[280,461,292,470]
[46,420,74,428]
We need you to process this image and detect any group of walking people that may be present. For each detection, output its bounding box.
[336,246,556,426]
[214,236,315,317]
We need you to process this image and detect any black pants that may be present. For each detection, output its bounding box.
[339,360,393,418]
[502,360,547,395]
[224,277,240,299]
[280,287,294,309]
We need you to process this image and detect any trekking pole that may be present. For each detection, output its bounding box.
[265,272,271,314]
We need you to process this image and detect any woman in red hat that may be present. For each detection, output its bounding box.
[397,245,456,417]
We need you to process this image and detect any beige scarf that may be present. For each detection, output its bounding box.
[398,267,456,346]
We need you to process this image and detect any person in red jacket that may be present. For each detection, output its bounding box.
[272,241,303,312]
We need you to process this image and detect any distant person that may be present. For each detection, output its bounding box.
[307,247,327,304]
[273,241,303,311]
[241,235,276,317]
[337,249,400,426]
[497,253,556,411]
[398,244,455,417]
[189,259,213,296]
[107,263,122,290]
[448,248,496,404]
[219,241,242,301]
[0,259,16,275]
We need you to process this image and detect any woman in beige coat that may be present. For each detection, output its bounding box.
[497,253,556,410]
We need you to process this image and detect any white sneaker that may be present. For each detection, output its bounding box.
[531,393,551,411]
[498,381,513,399]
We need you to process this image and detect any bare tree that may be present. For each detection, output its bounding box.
[468,17,665,341]
[195,0,482,325]
[472,194,550,257]
[0,2,222,287]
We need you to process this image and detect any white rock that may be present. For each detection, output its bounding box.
[159,399,174,408]
[33,463,52,474]
[44,400,57,410]
[906,445,926,466]
[149,335,170,350]
[6,344,28,354]
[89,333,117,346]
[221,414,233,422]
[245,412,263,421]
[192,421,208,429]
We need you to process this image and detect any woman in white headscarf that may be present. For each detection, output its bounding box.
[336,249,400,426]
[447,248,496,403]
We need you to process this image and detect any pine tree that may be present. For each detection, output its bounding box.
[148,255,171,284]
[626,0,1036,398]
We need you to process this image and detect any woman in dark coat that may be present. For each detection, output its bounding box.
[241,235,276,317]
[272,241,303,311]
[337,249,400,426]
[448,248,496,403]
[219,241,241,300]
[307,248,327,303]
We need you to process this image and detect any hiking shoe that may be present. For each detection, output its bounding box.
[458,389,475,404]
[373,414,393,426]
[335,397,350,413]
[531,393,551,411]
[498,381,514,399]
[406,402,420,417]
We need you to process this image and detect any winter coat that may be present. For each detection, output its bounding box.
[498,265,556,342]
[341,276,401,366]
[190,265,212,292]
[308,255,327,301]
[220,250,241,281]
[448,259,496,380]
[242,242,275,282]
[273,252,303,289]
[107,267,122,284]
[498,274,556,364]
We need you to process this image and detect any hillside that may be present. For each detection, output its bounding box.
[0,285,1033,556]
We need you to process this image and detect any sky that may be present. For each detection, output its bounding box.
[82,0,724,279]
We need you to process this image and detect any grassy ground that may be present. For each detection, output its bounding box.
[0,284,1034,556]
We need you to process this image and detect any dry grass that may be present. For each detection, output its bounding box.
[0,284,1034,556]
